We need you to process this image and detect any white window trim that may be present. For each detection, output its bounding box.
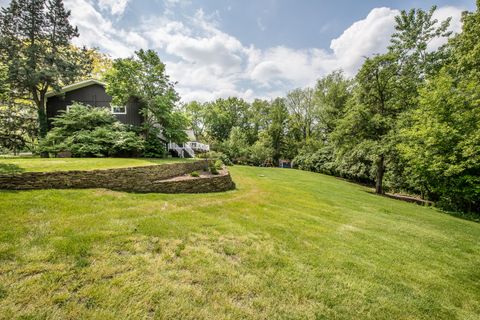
[111,105,127,115]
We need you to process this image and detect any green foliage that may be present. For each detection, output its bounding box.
[209,163,219,175]
[143,128,167,158]
[40,103,143,157]
[332,54,400,193]
[214,159,224,170]
[190,171,199,177]
[104,49,187,143]
[0,0,91,139]
[248,131,274,166]
[0,101,37,154]
[220,126,250,164]
[203,97,253,142]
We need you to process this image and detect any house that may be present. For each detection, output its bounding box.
[45,79,209,157]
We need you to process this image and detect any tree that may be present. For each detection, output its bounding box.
[184,101,207,141]
[400,2,480,212]
[83,48,112,80]
[221,126,250,163]
[268,98,289,164]
[286,87,317,141]
[0,0,91,145]
[104,49,187,143]
[333,54,399,194]
[314,70,352,139]
[389,6,452,78]
[203,97,252,143]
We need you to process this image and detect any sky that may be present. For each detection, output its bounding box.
[1,0,476,102]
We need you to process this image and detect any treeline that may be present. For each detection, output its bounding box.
[184,4,480,213]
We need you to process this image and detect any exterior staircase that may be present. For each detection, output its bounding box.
[168,142,209,158]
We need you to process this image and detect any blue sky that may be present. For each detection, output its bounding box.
[1,0,475,101]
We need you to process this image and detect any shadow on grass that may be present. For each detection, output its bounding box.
[0,163,25,174]
[366,190,479,223]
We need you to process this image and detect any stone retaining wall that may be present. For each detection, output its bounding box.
[0,160,235,193]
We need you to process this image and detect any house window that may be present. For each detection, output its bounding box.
[111,105,126,114]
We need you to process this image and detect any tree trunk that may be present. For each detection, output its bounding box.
[375,155,385,194]
[36,94,49,158]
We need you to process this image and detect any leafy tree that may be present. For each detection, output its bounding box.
[184,101,207,141]
[203,97,252,143]
[400,2,480,212]
[333,54,399,194]
[221,126,250,163]
[314,70,352,139]
[249,131,274,166]
[83,48,112,80]
[0,0,91,143]
[0,101,37,154]
[40,103,143,157]
[268,98,289,164]
[250,99,271,142]
[286,87,316,141]
[104,49,187,143]
[389,5,452,81]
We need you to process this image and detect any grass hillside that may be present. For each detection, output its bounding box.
[0,162,479,319]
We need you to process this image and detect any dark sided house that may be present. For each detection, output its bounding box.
[45,79,209,157]
[46,79,143,127]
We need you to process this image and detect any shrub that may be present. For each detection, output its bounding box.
[40,103,144,157]
[214,159,223,170]
[190,171,199,177]
[209,162,219,175]
[143,129,167,158]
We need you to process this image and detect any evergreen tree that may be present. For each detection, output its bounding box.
[0,0,90,147]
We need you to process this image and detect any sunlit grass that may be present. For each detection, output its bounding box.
[0,164,479,319]
[0,157,190,173]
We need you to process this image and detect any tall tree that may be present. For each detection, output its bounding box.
[400,2,480,212]
[104,49,187,143]
[286,87,316,141]
[314,70,352,140]
[333,54,399,194]
[268,98,289,164]
[0,0,90,146]
[203,97,252,143]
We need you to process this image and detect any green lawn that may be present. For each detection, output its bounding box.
[0,157,190,173]
[0,162,479,319]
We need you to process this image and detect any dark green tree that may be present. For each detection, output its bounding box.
[0,0,90,145]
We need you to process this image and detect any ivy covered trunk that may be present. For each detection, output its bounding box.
[375,155,385,194]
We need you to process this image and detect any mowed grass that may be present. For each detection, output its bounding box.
[0,163,479,319]
[0,157,190,173]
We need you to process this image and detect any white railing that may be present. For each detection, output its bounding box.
[186,142,210,152]
[168,141,210,158]
[183,144,195,158]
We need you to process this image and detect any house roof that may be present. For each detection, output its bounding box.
[45,79,106,98]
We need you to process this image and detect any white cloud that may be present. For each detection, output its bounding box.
[65,0,147,57]
[64,2,465,102]
[328,7,399,74]
[428,6,465,50]
[98,0,129,16]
